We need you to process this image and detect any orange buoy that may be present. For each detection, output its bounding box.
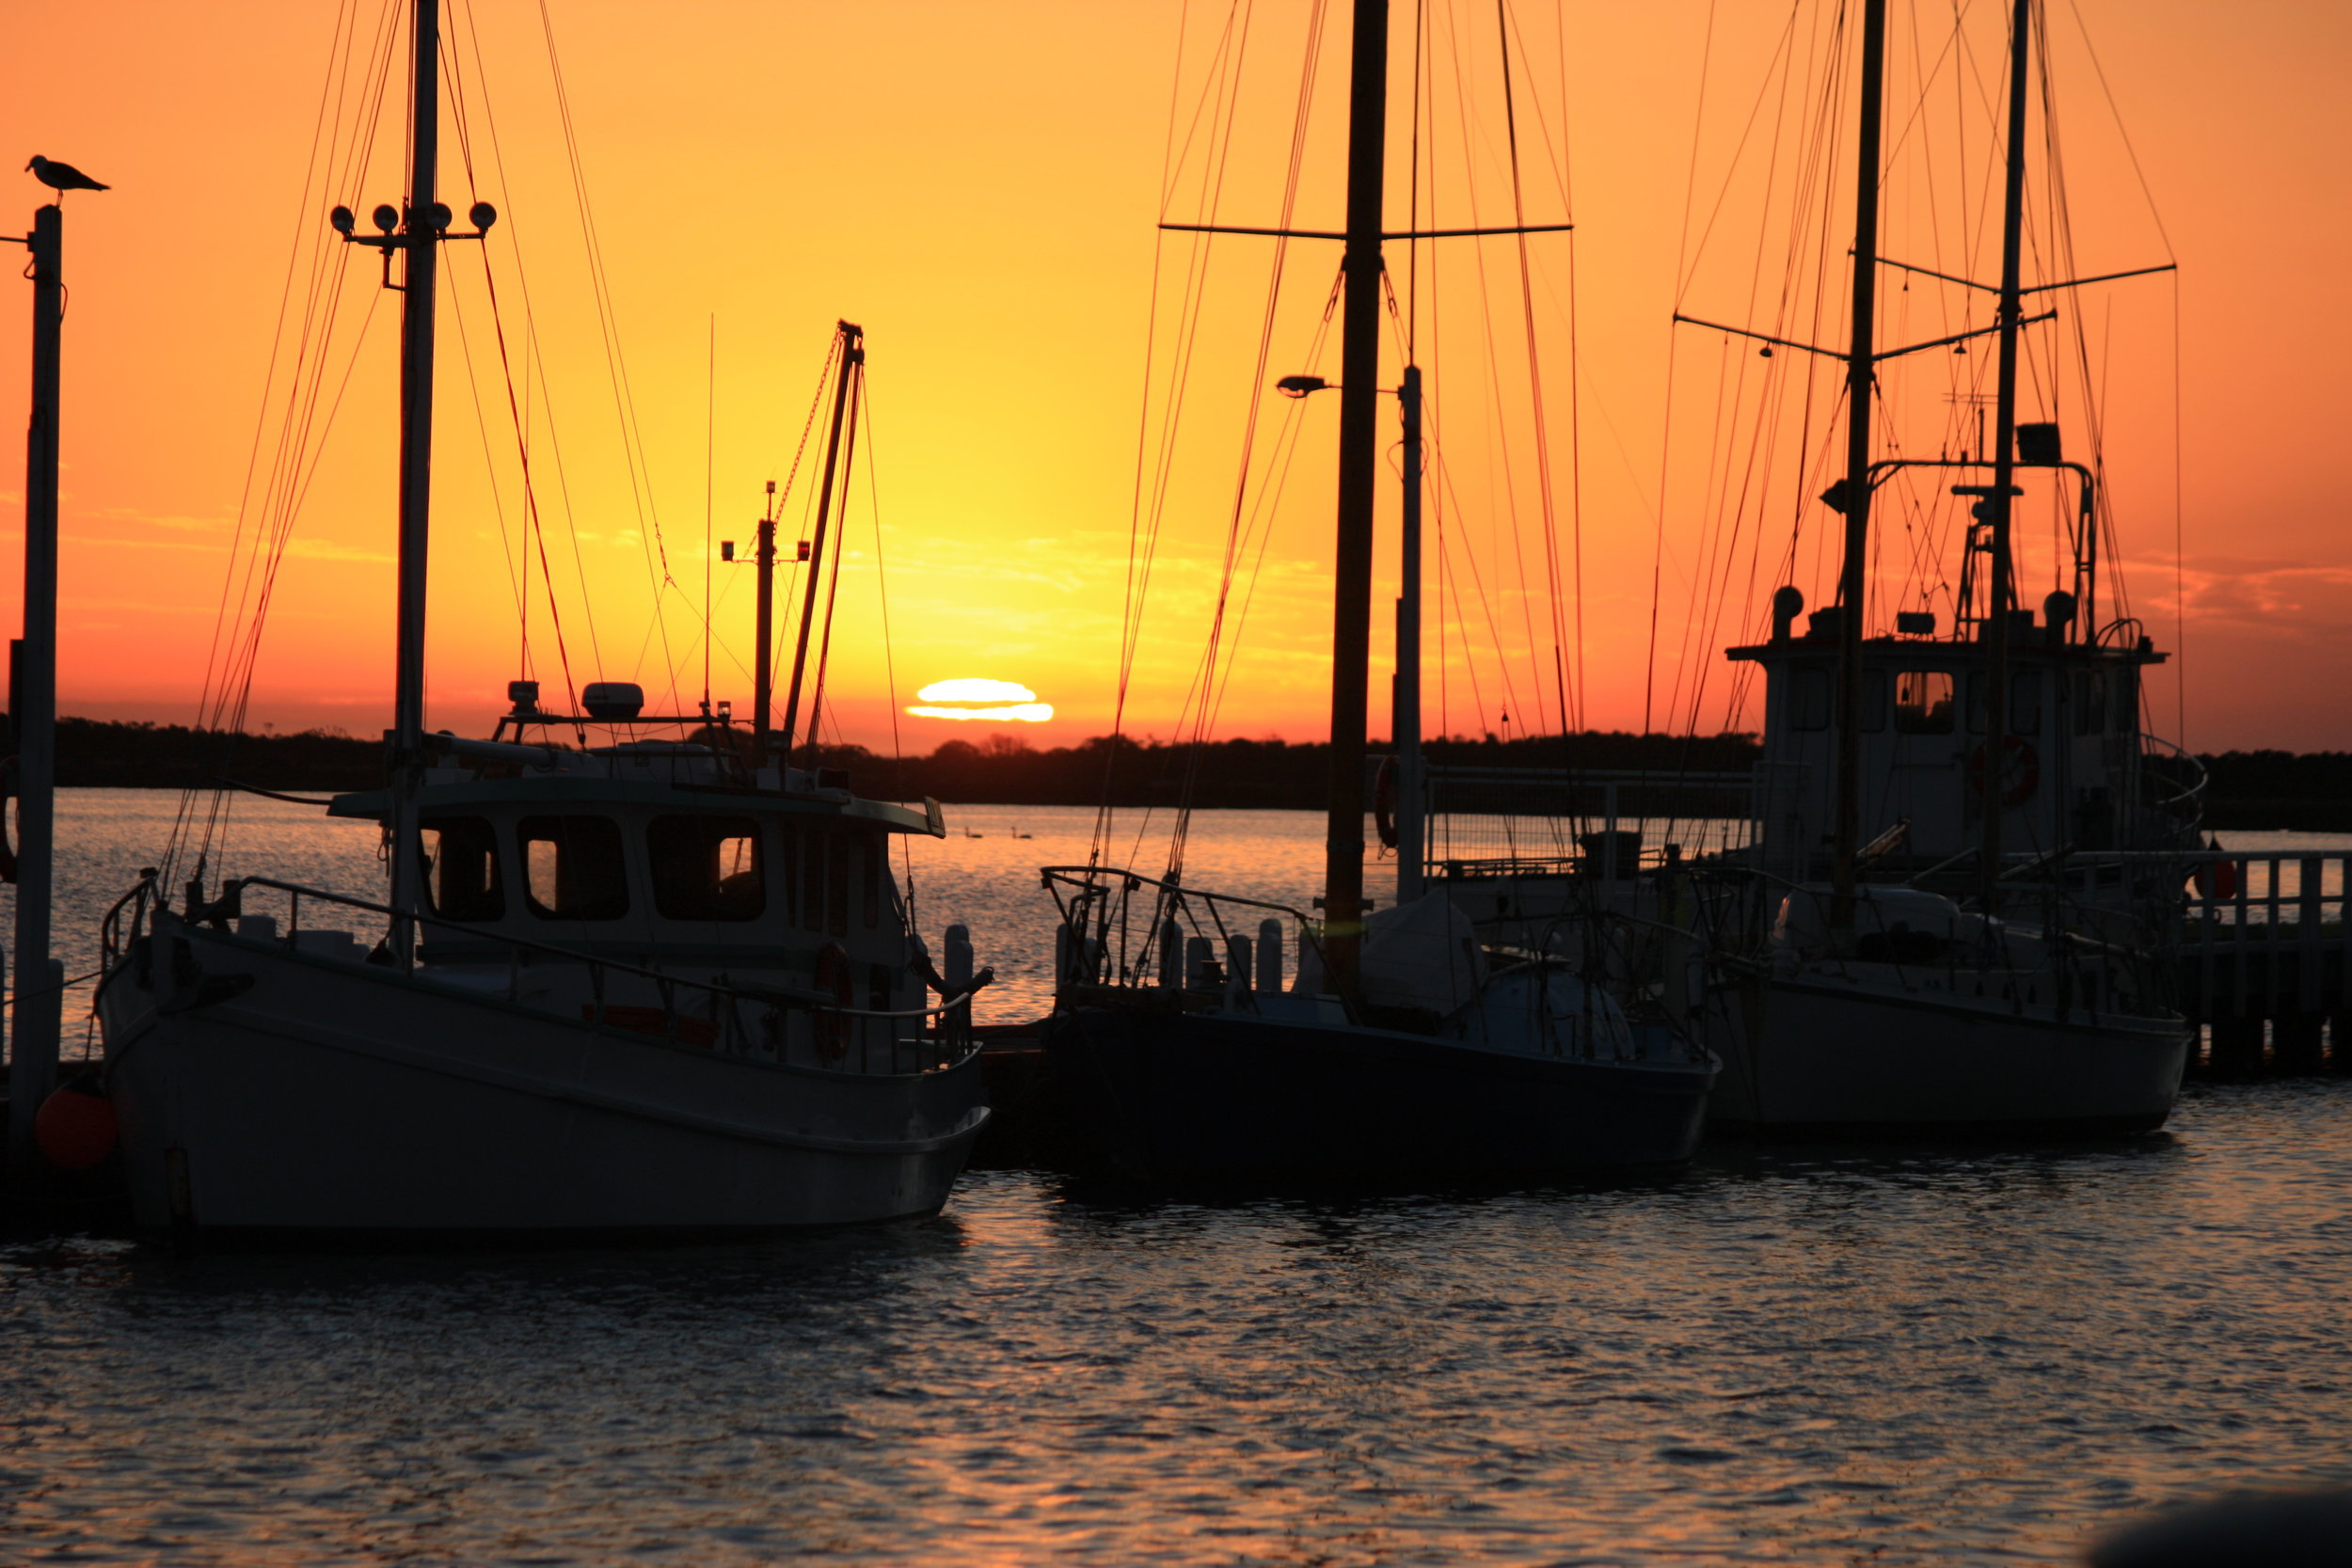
[2191,855,2240,902]
[35,1079,117,1171]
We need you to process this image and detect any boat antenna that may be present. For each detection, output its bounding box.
[1829,0,1888,913]
[704,314,715,716]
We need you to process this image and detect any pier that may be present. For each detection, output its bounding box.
[2177,848,2352,1076]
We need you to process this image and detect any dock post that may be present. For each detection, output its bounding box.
[7,204,64,1197]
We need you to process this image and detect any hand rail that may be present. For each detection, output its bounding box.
[135,873,979,1069]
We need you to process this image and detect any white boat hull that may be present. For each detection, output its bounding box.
[1703,972,2188,1135]
[98,922,986,1237]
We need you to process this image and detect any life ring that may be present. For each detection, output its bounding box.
[1373,755,1400,850]
[0,753,17,884]
[813,941,856,1058]
[1967,736,2039,807]
[2191,854,2239,901]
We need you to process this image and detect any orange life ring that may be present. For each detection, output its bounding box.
[1373,755,1400,850]
[0,754,17,884]
[813,941,856,1058]
[1967,736,2039,807]
[2191,855,2239,901]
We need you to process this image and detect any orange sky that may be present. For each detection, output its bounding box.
[1,1,2345,755]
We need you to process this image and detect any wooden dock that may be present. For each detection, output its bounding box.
[2175,849,2352,1077]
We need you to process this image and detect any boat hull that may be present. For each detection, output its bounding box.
[1705,973,2188,1137]
[1042,1004,1714,1185]
[98,926,986,1238]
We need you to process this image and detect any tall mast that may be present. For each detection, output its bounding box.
[777,321,863,763]
[1392,364,1424,902]
[1980,0,2033,915]
[1321,0,1389,994]
[1830,0,1888,906]
[389,0,441,930]
[754,481,776,752]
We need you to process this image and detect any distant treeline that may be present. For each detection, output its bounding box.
[37,719,2352,830]
[2195,751,2352,832]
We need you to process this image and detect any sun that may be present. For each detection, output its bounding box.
[907,678,1055,723]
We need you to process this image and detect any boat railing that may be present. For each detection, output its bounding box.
[1039,864,1331,1004]
[2137,733,2208,827]
[1421,767,1758,880]
[106,870,980,1077]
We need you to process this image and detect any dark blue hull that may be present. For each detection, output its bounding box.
[1042,1005,1715,1186]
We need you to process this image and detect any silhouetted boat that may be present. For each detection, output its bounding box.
[1037,0,1715,1185]
[92,2,986,1238]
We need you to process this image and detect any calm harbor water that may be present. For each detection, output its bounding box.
[4,792,2349,1563]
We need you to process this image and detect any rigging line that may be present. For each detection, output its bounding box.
[706,316,715,709]
[805,361,866,759]
[1494,0,1577,740]
[858,380,912,806]
[1649,0,1719,734]
[536,0,677,696]
[769,336,844,713]
[449,15,586,720]
[1166,0,1327,865]
[1106,0,1275,867]
[1437,0,1541,738]
[441,249,532,644]
[2169,270,2185,744]
[458,0,592,689]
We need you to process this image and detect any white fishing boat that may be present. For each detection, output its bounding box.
[91,2,987,1237]
[1669,0,2195,1134]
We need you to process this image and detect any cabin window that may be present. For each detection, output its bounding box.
[647,816,764,922]
[1790,667,1832,731]
[2010,672,2042,735]
[1861,668,1888,733]
[863,835,884,928]
[421,816,502,922]
[517,816,629,921]
[2074,670,2107,736]
[1894,670,1954,734]
[2111,665,2137,733]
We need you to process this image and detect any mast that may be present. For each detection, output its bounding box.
[754,480,776,752]
[1830,0,1888,907]
[1393,364,1424,902]
[1979,0,2034,916]
[7,202,64,1184]
[1321,0,1389,993]
[777,321,863,763]
[389,0,441,933]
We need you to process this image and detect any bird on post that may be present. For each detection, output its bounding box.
[25,156,109,198]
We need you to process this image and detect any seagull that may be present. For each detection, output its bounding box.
[25,156,109,198]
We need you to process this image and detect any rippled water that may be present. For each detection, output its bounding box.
[7,795,2349,1562]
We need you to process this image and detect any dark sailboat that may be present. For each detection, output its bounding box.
[1036,0,1715,1186]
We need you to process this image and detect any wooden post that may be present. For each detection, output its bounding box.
[7,203,63,1187]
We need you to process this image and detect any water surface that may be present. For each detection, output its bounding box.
[3,794,2345,1562]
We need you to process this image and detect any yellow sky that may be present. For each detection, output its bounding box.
[1,1,2346,754]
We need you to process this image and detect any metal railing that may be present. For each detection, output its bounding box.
[1040,863,1330,1006]
[103,871,980,1077]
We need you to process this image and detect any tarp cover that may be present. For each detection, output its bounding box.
[1359,892,1487,1015]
